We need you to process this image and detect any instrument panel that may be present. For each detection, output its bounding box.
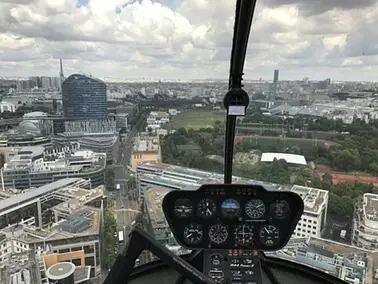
[162,184,304,251]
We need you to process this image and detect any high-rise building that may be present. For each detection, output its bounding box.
[59,59,65,92]
[289,185,328,238]
[352,193,378,250]
[41,76,52,89]
[62,74,107,120]
[273,69,279,83]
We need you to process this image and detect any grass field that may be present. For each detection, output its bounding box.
[237,136,327,151]
[170,111,225,130]
[234,152,260,164]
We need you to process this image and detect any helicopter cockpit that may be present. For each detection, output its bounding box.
[103,0,350,283]
[104,183,347,284]
[162,184,303,283]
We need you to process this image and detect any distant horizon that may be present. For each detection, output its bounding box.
[1,76,378,84]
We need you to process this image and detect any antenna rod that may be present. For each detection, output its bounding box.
[224,0,257,184]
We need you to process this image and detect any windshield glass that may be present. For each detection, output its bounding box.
[0,0,376,283]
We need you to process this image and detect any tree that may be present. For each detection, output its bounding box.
[258,159,291,184]
[102,210,117,269]
[328,193,354,222]
[127,176,136,190]
[105,168,115,191]
[322,173,333,191]
[294,175,307,186]
[310,176,323,188]
[134,212,144,224]
[301,167,313,179]
[332,149,361,171]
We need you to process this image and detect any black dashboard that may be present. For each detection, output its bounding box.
[162,184,304,251]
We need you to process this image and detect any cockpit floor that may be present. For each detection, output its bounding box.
[127,266,327,284]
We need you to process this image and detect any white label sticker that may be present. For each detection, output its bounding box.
[228,105,245,116]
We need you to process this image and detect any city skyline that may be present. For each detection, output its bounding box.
[1,0,378,81]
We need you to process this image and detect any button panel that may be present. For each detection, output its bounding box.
[203,249,263,284]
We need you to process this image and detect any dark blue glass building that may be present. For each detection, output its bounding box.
[62,74,107,119]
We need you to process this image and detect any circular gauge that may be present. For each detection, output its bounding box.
[198,198,217,218]
[221,199,240,219]
[209,224,228,245]
[183,224,203,244]
[245,199,266,219]
[210,254,222,266]
[271,200,290,219]
[259,225,280,247]
[234,224,254,246]
[174,198,193,218]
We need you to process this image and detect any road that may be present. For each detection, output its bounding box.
[113,131,139,254]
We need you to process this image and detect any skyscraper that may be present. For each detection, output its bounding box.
[59,59,65,92]
[62,74,107,120]
[273,69,279,83]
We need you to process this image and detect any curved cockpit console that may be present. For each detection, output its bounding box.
[160,184,304,283]
[163,184,303,251]
[126,253,348,284]
[104,184,349,284]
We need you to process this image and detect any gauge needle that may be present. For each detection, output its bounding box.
[187,233,192,238]
[206,208,211,215]
[265,227,269,233]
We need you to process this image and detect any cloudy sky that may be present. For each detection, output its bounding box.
[0,0,378,81]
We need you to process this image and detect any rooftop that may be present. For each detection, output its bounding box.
[79,135,118,143]
[269,102,364,118]
[0,250,40,284]
[289,185,328,214]
[4,148,106,172]
[17,146,44,157]
[363,193,378,222]
[46,262,75,280]
[0,178,83,214]
[269,236,373,283]
[137,162,281,191]
[133,136,160,153]
[149,111,169,117]
[73,266,91,284]
[63,74,104,84]
[261,153,307,166]
[53,186,104,212]
[10,205,101,242]
[308,237,371,255]
[55,132,116,138]
[144,188,170,231]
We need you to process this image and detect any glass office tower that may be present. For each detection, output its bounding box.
[62,74,107,119]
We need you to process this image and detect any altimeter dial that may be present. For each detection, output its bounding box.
[245,199,265,219]
[198,198,217,218]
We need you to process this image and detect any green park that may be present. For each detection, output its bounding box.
[168,111,225,130]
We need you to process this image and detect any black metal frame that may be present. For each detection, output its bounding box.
[122,250,349,284]
[103,227,213,284]
[224,0,258,183]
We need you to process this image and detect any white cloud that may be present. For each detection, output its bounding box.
[0,0,378,80]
